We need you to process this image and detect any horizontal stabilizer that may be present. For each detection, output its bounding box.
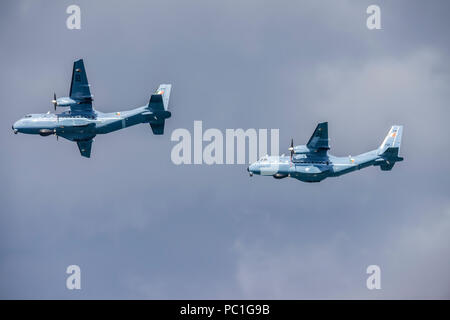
[149,94,164,110]
[380,147,403,161]
[149,84,171,111]
[374,125,404,171]
[380,161,395,171]
[150,121,165,135]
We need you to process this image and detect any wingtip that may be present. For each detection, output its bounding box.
[74,58,85,66]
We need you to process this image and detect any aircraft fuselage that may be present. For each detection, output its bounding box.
[247,123,403,182]
[247,151,383,182]
[12,106,168,142]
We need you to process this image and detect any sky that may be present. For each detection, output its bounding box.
[0,0,449,299]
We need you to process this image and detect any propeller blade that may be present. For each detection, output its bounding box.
[289,138,294,160]
[52,93,57,110]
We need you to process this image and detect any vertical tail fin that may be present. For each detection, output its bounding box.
[377,125,404,170]
[378,125,403,155]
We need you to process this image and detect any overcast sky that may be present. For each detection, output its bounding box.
[1,0,449,299]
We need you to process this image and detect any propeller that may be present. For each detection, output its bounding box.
[52,93,57,110]
[288,138,294,161]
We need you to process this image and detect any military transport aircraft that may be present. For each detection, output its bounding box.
[12,59,172,158]
[247,122,403,182]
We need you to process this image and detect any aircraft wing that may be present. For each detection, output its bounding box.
[76,139,93,158]
[307,122,330,150]
[69,59,93,113]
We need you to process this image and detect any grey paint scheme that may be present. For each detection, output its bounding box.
[12,59,172,158]
[248,122,404,183]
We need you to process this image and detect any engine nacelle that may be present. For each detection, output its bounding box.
[55,97,76,107]
[39,129,54,136]
[293,145,311,154]
[273,173,288,179]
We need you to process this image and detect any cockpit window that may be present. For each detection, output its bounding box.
[259,155,268,162]
[24,114,32,118]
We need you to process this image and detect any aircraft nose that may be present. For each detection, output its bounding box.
[12,119,24,134]
[248,164,258,176]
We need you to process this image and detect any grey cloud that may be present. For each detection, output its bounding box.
[0,0,449,299]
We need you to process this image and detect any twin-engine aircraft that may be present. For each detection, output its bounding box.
[247,122,403,182]
[12,59,171,158]
[12,60,404,182]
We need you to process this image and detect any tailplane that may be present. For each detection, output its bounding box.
[149,84,171,111]
[147,84,172,135]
